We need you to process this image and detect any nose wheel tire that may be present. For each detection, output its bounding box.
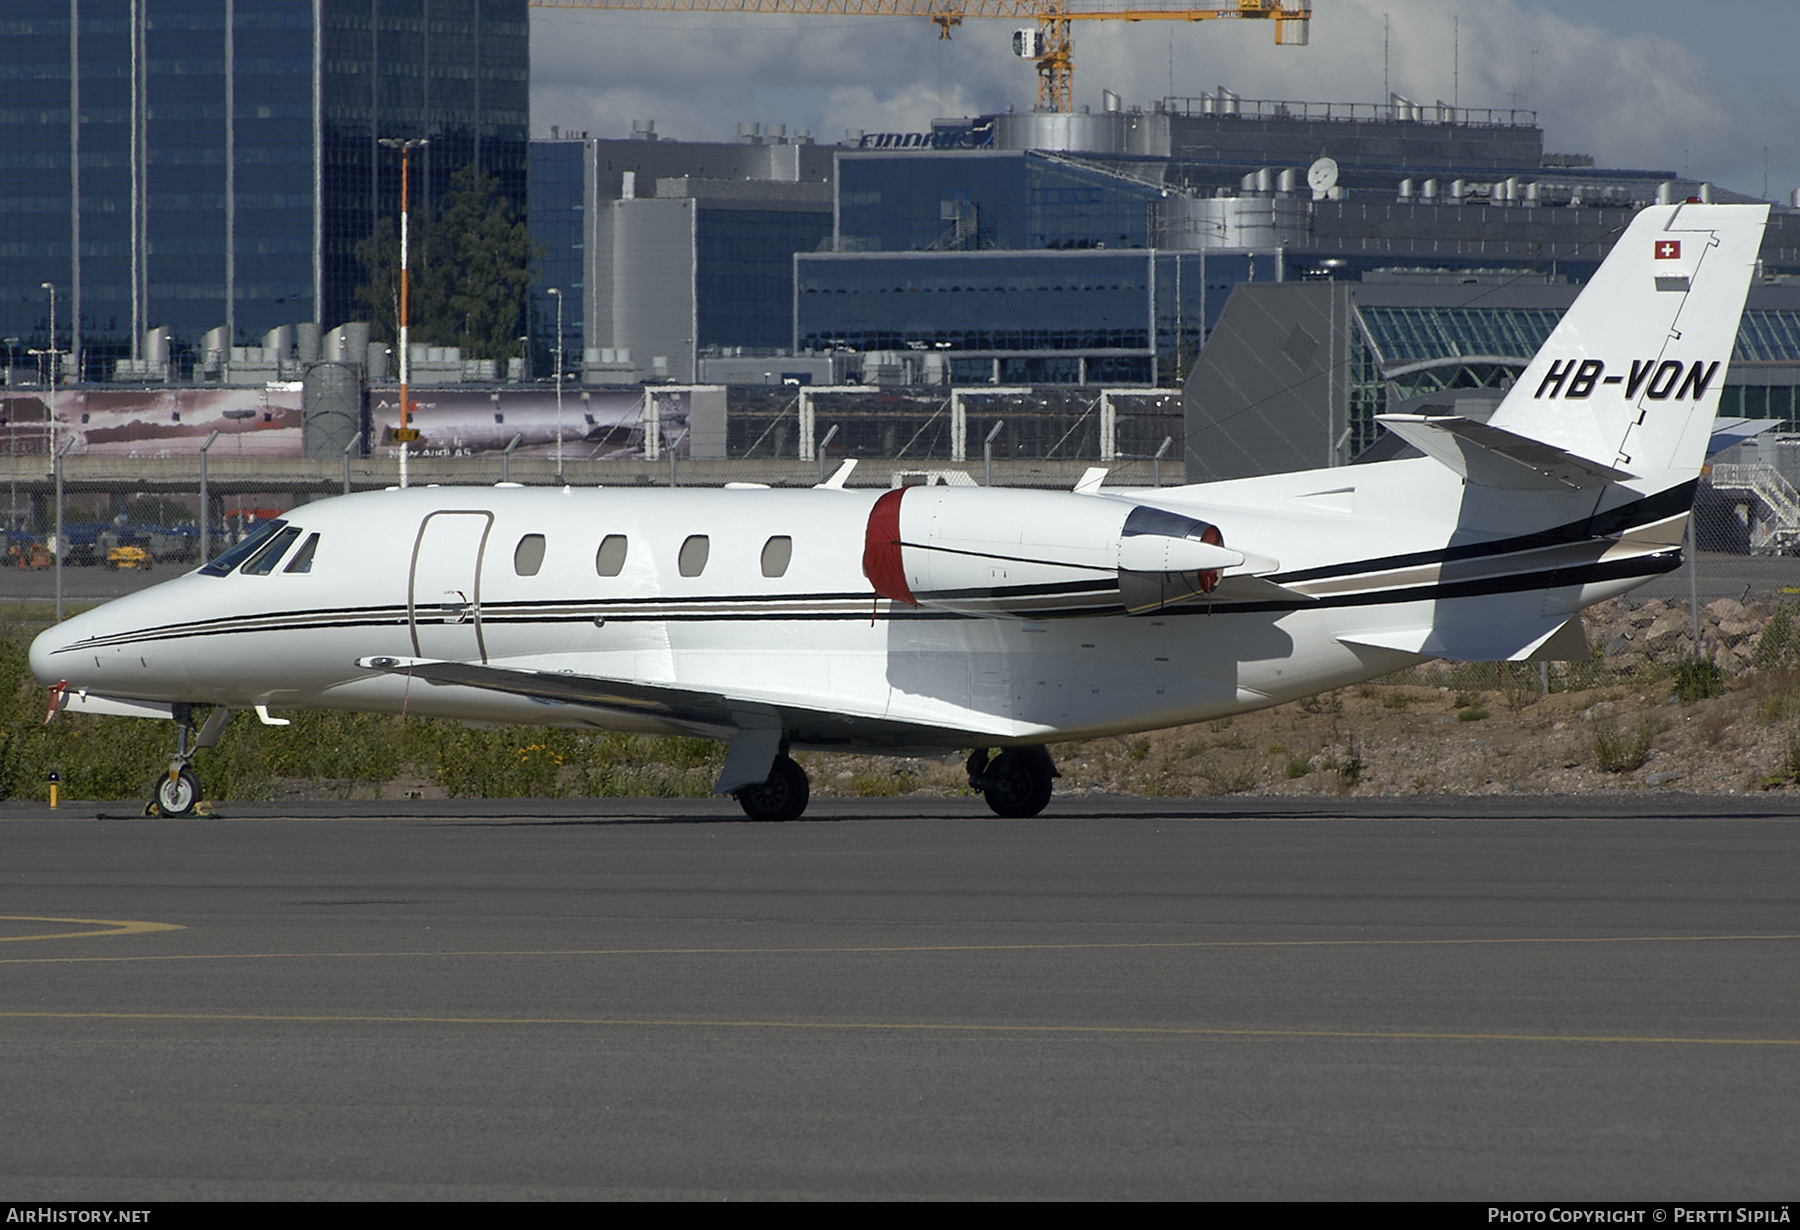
[734,754,809,822]
[976,746,1056,818]
[154,767,201,817]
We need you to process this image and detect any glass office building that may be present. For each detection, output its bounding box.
[836,150,1163,254]
[528,138,587,370]
[1,0,527,380]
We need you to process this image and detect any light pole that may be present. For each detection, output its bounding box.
[501,432,522,484]
[547,287,564,482]
[377,137,428,487]
[198,428,220,563]
[53,434,75,623]
[40,285,57,470]
[984,419,1005,487]
[40,283,56,389]
[343,430,362,496]
[3,337,16,387]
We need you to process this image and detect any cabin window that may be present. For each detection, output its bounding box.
[595,534,628,577]
[678,534,709,577]
[513,534,546,576]
[239,527,303,576]
[760,535,792,578]
[198,519,286,576]
[283,533,320,574]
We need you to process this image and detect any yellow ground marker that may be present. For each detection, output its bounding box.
[0,915,185,942]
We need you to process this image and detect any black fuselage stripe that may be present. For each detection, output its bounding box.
[51,553,1671,655]
[1273,483,1694,583]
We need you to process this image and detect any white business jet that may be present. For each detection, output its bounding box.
[32,203,1768,821]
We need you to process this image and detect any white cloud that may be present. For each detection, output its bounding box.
[528,0,1786,196]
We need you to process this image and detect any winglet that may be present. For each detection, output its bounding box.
[815,459,858,489]
[1074,467,1108,495]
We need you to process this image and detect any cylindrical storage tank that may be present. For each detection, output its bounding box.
[1157,196,1308,250]
[144,327,171,364]
[324,321,370,365]
[365,342,390,382]
[263,324,294,357]
[296,321,322,363]
[303,362,362,458]
[1421,178,1439,200]
[1276,167,1299,194]
[1398,178,1414,200]
[991,110,1127,153]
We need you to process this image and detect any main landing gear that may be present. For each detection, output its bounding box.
[734,753,810,822]
[968,745,1058,818]
[148,704,232,817]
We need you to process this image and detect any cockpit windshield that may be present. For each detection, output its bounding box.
[198,519,288,577]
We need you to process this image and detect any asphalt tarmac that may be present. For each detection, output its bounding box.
[3,794,1797,1200]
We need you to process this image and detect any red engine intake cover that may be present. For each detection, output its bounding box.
[862,487,918,605]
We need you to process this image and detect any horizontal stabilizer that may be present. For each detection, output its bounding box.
[1708,417,1782,456]
[1376,414,1637,490]
[1338,615,1588,663]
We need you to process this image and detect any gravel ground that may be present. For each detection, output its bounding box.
[800,595,1800,800]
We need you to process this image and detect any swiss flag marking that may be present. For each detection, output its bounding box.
[1655,240,1682,260]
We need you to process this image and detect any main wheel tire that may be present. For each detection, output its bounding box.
[981,747,1055,818]
[155,766,201,817]
[734,754,810,822]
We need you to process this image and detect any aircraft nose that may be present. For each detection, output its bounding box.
[29,620,76,687]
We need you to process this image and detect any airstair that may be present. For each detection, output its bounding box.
[1708,463,1800,555]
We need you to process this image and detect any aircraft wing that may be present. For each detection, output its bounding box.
[352,655,986,787]
[357,654,742,726]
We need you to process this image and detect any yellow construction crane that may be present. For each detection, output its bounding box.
[529,0,1310,114]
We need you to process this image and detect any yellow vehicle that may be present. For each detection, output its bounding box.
[105,544,152,571]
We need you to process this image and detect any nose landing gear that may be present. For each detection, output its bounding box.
[146,704,233,817]
[967,745,1058,818]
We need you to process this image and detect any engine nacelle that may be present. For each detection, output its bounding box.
[862,486,1247,617]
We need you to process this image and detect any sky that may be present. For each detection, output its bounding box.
[528,0,1800,202]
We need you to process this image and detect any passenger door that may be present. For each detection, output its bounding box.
[410,511,493,662]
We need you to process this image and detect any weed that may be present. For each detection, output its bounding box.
[1285,754,1312,779]
[1457,706,1490,722]
[1756,606,1797,670]
[1381,691,1413,710]
[1591,714,1657,773]
[850,768,919,797]
[1128,737,1151,761]
[1778,727,1800,785]
[1200,760,1259,794]
[1672,658,1727,703]
[1699,709,1733,747]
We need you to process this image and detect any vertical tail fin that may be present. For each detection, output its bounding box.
[1486,203,1768,491]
